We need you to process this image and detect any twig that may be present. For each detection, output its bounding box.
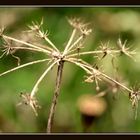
[43,36,59,53]
[7,46,48,53]
[0,58,50,77]
[30,60,59,98]
[63,29,77,56]
[2,35,51,54]
[47,60,64,133]
[66,35,84,54]
[67,50,121,58]
[66,58,133,93]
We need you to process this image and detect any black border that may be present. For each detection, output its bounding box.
[0,134,140,140]
[0,0,140,139]
[0,0,140,5]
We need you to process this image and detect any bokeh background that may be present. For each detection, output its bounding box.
[0,7,140,133]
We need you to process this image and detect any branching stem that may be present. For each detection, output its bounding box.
[67,50,121,58]
[7,46,48,53]
[44,36,59,53]
[66,35,84,54]
[66,58,133,93]
[0,58,50,77]
[2,35,51,54]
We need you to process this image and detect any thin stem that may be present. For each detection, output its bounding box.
[78,60,133,93]
[63,29,77,56]
[34,43,54,52]
[0,51,6,58]
[47,60,64,133]
[0,58,50,77]
[67,50,121,58]
[30,60,58,98]
[44,36,59,53]
[3,35,51,55]
[10,46,47,53]
[66,35,84,54]
[65,44,83,55]
[65,58,92,74]
[11,53,20,66]
[66,58,133,93]
[66,58,95,73]
[101,73,133,93]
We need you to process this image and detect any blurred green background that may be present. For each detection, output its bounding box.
[0,7,140,133]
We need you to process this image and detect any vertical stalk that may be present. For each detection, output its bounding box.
[46,60,64,133]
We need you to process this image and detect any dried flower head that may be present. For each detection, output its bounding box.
[67,17,92,35]
[18,92,41,116]
[0,17,138,132]
[27,18,44,32]
[117,38,136,59]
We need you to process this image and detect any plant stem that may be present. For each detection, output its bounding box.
[65,58,133,93]
[3,35,51,54]
[30,60,58,98]
[0,58,50,77]
[46,60,64,133]
[66,35,84,54]
[67,50,121,58]
[63,28,77,56]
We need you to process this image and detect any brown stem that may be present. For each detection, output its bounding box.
[46,60,64,133]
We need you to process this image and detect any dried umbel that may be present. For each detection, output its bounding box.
[0,17,138,132]
[18,92,41,116]
[129,87,140,119]
[0,37,20,65]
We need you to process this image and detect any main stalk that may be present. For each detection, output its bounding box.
[46,60,64,133]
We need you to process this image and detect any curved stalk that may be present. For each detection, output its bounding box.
[0,58,50,77]
[67,50,121,58]
[63,29,77,56]
[3,35,51,54]
[65,58,133,93]
[30,60,58,98]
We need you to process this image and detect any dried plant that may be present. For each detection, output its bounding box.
[0,17,138,133]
